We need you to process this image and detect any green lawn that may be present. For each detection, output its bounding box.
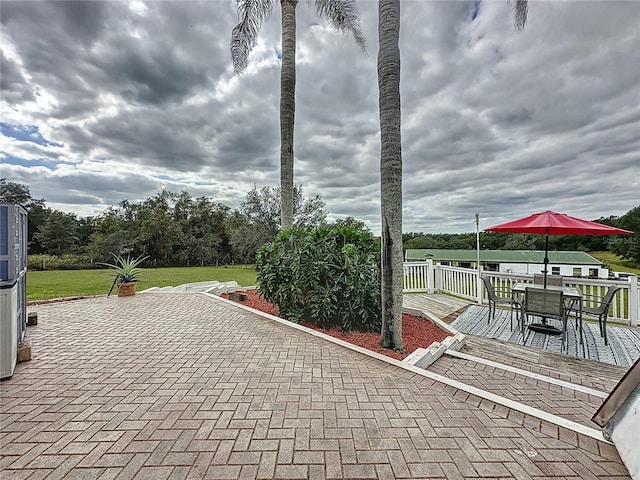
[589,251,640,275]
[27,265,257,301]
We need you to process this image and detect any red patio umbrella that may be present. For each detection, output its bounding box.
[485,210,632,287]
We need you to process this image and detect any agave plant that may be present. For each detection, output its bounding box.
[100,253,148,284]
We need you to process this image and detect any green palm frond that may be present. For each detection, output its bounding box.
[512,0,528,32]
[313,0,366,53]
[231,0,277,74]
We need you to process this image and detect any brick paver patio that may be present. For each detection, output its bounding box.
[0,293,630,479]
[427,354,605,429]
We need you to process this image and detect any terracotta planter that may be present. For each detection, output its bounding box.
[117,282,137,297]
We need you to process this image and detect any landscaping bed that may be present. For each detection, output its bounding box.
[222,289,451,361]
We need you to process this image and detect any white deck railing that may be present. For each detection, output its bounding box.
[403,261,639,326]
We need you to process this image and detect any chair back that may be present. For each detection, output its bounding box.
[481,276,497,300]
[547,275,563,286]
[594,286,623,314]
[525,288,564,319]
[533,274,563,286]
[602,286,622,304]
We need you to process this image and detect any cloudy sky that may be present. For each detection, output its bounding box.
[1,0,639,234]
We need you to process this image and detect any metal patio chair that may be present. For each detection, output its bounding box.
[569,286,622,346]
[482,276,521,329]
[522,287,569,350]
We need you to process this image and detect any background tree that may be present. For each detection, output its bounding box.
[231,0,365,229]
[88,205,134,261]
[176,194,232,266]
[240,185,282,244]
[24,200,51,254]
[228,211,261,264]
[611,205,640,263]
[232,185,329,262]
[34,210,79,254]
[377,0,528,351]
[0,178,32,205]
[129,191,183,265]
[1,178,51,253]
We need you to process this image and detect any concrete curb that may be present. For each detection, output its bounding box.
[403,333,467,369]
[401,306,465,368]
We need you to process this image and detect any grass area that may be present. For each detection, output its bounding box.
[589,251,640,275]
[27,265,257,301]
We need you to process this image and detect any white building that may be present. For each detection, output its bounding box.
[404,249,610,279]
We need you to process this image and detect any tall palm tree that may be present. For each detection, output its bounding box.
[377,0,528,351]
[377,0,403,350]
[231,0,366,230]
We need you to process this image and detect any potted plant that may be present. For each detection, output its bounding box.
[100,254,148,297]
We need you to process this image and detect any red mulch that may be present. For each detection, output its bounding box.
[222,289,451,361]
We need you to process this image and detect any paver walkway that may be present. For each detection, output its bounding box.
[0,293,630,479]
[428,352,607,429]
[456,336,627,393]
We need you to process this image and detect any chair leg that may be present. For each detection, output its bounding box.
[575,316,584,355]
[598,316,604,337]
[602,314,608,346]
[510,304,513,331]
[511,303,520,332]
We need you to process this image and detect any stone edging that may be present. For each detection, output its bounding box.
[401,306,465,368]
[28,294,106,306]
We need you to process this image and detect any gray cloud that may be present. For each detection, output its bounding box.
[1,0,638,233]
[0,50,36,104]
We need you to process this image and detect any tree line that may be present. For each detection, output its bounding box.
[0,179,327,267]
[403,204,640,265]
[2,179,637,267]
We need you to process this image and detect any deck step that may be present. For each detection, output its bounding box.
[462,335,628,392]
[402,293,472,320]
[445,349,608,398]
[428,350,607,431]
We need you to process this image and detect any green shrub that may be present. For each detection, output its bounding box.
[27,254,96,271]
[256,224,381,332]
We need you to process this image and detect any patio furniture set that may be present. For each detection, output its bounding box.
[480,210,631,355]
[483,275,622,353]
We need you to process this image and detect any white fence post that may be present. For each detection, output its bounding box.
[629,275,639,327]
[427,259,434,294]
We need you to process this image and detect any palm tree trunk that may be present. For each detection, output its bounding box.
[378,0,403,351]
[280,0,297,229]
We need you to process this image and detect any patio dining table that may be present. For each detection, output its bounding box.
[512,282,584,345]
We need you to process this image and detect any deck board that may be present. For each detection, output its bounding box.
[403,293,472,319]
[452,304,640,369]
[460,335,627,391]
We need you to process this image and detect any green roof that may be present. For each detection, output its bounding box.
[405,249,602,265]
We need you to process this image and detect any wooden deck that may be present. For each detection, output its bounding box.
[403,293,639,369]
[453,304,640,369]
[402,292,472,321]
[460,335,628,392]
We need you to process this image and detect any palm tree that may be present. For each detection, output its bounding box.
[377,0,528,351]
[231,0,366,230]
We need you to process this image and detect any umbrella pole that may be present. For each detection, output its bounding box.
[543,230,549,288]
[540,231,550,325]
